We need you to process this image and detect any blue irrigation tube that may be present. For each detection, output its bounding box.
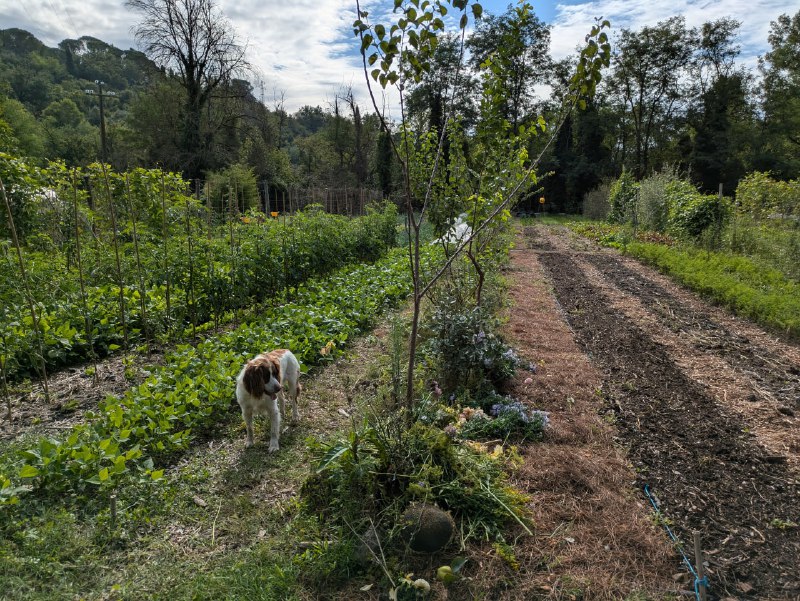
[644,485,709,600]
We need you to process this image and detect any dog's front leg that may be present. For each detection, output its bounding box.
[267,396,281,452]
[277,390,287,423]
[242,405,255,448]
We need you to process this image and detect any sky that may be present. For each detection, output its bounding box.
[1,0,797,113]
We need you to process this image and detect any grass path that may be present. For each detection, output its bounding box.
[2,328,392,600]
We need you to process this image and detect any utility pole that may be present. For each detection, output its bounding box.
[85,80,116,163]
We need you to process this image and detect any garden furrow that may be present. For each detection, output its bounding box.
[502,239,677,600]
[582,253,800,414]
[530,226,800,600]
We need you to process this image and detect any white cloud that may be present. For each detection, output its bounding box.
[548,0,798,73]
[1,0,390,113]
[3,0,796,113]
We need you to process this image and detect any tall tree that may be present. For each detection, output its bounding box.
[467,3,551,134]
[609,16,695,177]
[126,0,249,181]
[406,34,477,134]
[688,19,751,192]
[759,10,800,177]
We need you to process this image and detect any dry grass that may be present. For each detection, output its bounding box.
[479,231,678,600]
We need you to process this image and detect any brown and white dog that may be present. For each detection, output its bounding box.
[235,349,301,451]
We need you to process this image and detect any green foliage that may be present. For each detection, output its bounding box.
[204,163,261,214]
[627,242,800,337]
[458,396,548,442]
[424,304,518,394]
[305,415,531,544]
[569,18,612,110]
[0,158,399,381]
[609,16,695,176]
[582,180,612,220]
[0,150,46,240]
[636,167,680,232]
[571,221,800,338]
[354,0,479,90]
[736,171,800,219]
[0,97,45,157]
[760,11,800,177]
[665,179,729,239]
[0,245,421,509]
[468,3,552,130]
[607,169,639,224]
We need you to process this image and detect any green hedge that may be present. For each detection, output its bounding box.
[736,172,800,219]
[665,180,729,239]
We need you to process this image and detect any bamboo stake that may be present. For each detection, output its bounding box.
[228,185,238,325]
[0,177,50,403]
[693,531,707,601]
[1,346,9,420]
[125,174,149,350]
[160,173,171,338]
[282,207,288,300]
[185,196,197,339]
[100,163,128,349]
[205,182,218,332]
[71,172,98,383]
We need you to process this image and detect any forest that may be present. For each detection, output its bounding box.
[1,6,798,211]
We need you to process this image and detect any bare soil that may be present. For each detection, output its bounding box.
[0,349,167,442]
[520,224,800,600]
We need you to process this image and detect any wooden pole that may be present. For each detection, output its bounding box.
[71,172,98,383]
[227,185,239,325]
[100,163,128,349]
[125,174,149,349]
[205,181,218,332]
[693,531,707,601]
[1,344,9,420]
[0,177,50,402]
[185,197,197,339]
[160,173,171,337]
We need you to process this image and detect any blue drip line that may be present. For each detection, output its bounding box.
[644,485,709,601]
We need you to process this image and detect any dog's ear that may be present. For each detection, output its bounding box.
[270,358,281,383]
[242,361,270,397]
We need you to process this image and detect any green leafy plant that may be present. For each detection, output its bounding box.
[665,179,729,240]
[459,396,548,442]
[607,169,639,224]
[0,245,427,509]
[0,158,399,381]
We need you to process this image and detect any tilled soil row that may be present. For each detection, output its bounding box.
[535,247,800,600]
[582,254,800,413]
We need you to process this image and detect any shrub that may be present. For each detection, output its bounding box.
[582,180,612,220]
[459,396,548,442]
[736,172,800,219]
[636,167,680,232]
[424,304,518,395]
[305,417,531,543]
[666,179,729,240]
[607,170,639,224]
